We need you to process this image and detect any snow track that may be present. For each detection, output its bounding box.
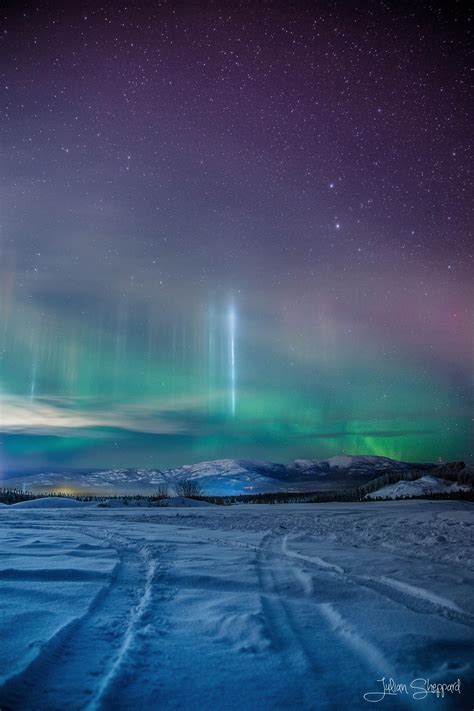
[279,533,474,630]
[0,528,172,711]
[83,531,171,711]
[256,534,319,664]
[353,574,474,629]
[254,532,404,709]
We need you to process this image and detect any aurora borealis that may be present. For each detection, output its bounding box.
[1,1,472,472]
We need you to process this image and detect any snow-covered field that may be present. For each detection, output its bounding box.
[0,501,472,710]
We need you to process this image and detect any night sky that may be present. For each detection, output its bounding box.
[1,1,472,472]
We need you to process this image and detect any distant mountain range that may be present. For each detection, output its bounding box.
[3,455,435,495]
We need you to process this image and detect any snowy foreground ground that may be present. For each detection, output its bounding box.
[0,501,473,711]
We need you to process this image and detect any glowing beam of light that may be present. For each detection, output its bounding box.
[228,304,236,417]
[208,305,215,414]
[30,357,37,400]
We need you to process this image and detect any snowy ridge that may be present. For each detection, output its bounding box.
[11,497,86,509]
[367,475,469,500]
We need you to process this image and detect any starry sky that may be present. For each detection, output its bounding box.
[1,1,472,472]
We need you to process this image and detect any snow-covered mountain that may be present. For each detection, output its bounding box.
[288,454,420,476]
[4,455,434,495]
[366,475,470,500]
[322,454,415,470]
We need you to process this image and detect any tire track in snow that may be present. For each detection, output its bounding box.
[255,532,330,708]
[257,533,420,710]
[0,612,95,711]
[351,575,474,630]
[0,528,170,711]
[318,603,392,674]
[262,533,474,631]
[316,604,417,710]
[78,528,175,711]
[85,533,160,711]
[0,531,121,711]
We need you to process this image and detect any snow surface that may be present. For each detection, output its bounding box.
[0,501,472,710]
[367,475,469,500]
[156,496,215,507]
